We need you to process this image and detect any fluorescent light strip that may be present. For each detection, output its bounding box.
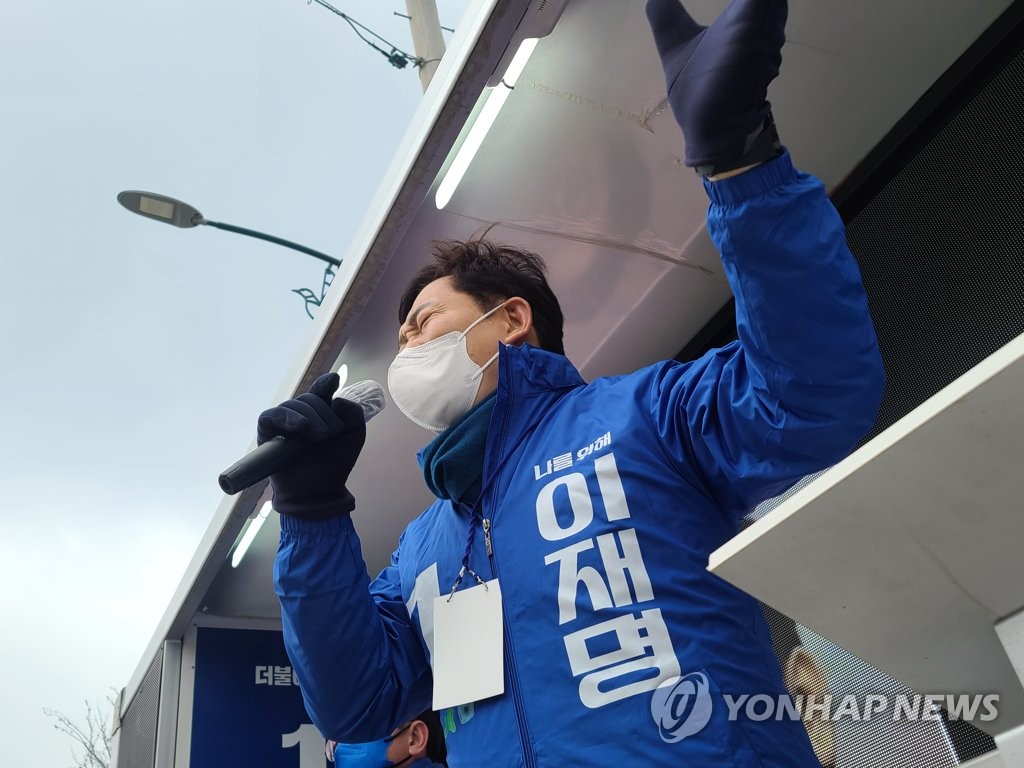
[231,501,272,568]
[502,36,539,86]
[435,38,539,210]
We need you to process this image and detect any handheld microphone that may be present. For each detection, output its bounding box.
[218,379,387,495]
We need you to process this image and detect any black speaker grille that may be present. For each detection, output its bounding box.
[116,646,163,768]
[850,47,1024,443]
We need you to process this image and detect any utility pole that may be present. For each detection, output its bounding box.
[405,0,446,91]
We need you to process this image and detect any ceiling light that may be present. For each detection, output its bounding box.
[435,38,538,210]
[231,501,272,568]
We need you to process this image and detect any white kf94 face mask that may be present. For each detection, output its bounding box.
[387,303,505,432]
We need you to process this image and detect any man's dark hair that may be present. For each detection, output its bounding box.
[398,239,565,355]
[415,708,448,766]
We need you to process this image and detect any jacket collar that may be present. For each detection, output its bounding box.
[482,344,585,487]
[496,342,585,399]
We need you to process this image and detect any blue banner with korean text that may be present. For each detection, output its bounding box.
[189,626,326,767]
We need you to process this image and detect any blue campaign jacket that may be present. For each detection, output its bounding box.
[275,152,885,767]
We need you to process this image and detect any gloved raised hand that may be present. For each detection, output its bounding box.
[646,0,787,176]
[257,372,366,518]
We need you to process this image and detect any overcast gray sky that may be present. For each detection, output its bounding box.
[0,1,468,763]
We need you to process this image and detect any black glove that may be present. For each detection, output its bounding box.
[646,0,787,176]
[257,372,366,518]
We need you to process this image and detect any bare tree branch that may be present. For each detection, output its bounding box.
[44,691,116,768]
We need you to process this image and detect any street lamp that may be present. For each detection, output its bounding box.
[117,190,341,319]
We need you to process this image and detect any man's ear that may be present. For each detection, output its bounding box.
[784,648,836,768]
[783,647,827,698]
[407,720,430,759]
[501,296,535,346]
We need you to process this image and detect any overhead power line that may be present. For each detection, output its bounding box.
[393,11,454,33]
[306,0,430,70]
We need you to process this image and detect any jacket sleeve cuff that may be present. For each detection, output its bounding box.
[702,150,798,207]
[279,512,350,537]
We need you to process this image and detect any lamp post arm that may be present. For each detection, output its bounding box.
[201,219,341,267]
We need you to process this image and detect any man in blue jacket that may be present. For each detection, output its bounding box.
[261,0,885,765]
[328,708,448,767]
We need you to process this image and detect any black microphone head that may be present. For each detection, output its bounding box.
[335,379,387,422]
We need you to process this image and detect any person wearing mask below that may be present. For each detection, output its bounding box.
[327,709,448,767]
[261,0,885,765]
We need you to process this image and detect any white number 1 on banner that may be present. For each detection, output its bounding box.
[282,723,327,767]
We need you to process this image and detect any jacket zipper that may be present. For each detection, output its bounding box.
[484,519,538,768]
[485,364,539,768]
[482,518,493,557]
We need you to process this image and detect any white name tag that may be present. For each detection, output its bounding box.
[431,579,505,709]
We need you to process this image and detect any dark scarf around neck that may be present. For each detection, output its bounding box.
[416,392,496,506]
